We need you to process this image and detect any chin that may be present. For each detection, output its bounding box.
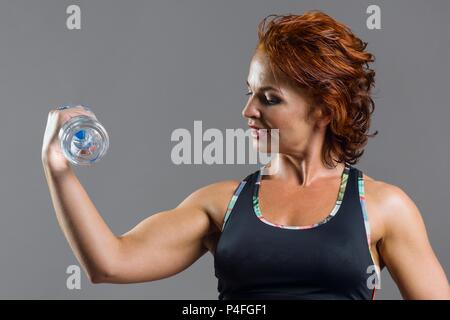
[252,136,274,154]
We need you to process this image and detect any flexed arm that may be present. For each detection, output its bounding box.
[42,106,229,283]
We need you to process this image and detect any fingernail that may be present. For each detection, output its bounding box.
[82,106,93,113]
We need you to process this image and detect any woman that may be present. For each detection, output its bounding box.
[41,11,450,300]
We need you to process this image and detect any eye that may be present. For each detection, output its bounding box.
[262,96,280,106]
[245,90,280,106]
[245,91,280,106]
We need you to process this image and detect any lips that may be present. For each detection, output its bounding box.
[250,128,259,138]
[248,125,268,139]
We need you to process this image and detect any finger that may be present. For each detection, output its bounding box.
[52,105,93,114]
[72,105,96,117]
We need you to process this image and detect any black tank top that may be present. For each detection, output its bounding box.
[213,164,380,300]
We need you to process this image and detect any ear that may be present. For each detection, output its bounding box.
[313,106,331,129]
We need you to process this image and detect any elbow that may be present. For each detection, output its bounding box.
[88,271,117,284]
[86,243,125,284]
[88,273,106,284]
[87,265,118,284]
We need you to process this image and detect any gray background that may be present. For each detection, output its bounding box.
[0,0,448,299]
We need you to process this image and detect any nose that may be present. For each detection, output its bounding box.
[241,99,261,120]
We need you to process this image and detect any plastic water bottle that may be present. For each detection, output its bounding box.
[58,107,109,166]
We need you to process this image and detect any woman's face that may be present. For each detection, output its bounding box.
[242,47,328,157]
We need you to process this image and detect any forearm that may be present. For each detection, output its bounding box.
[42,161,121,282]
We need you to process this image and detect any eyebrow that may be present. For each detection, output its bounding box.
[246,80,280,93]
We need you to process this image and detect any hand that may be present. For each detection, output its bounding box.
[41,105,96,172]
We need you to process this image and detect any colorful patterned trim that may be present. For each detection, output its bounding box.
[221,180,247,231]
[357,170,380,300]
[252,164,350,230]
[357,171,372,247]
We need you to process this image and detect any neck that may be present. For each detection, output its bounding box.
[263,153,345,187]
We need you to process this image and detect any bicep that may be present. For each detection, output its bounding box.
[109,188,215,283]
[379,186,450,299]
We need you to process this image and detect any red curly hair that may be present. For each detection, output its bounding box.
[256,10,378,167]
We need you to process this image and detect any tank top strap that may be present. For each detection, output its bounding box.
[221,169,259,232]
[354,166,380,288]
[344,166,372,249]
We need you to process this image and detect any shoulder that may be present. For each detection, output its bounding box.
[181,178,245,233]
[361,172,424,241]
[363,173,408,206]
[363,173,419,216]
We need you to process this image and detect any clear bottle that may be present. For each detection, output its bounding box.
[58,110,109,166]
